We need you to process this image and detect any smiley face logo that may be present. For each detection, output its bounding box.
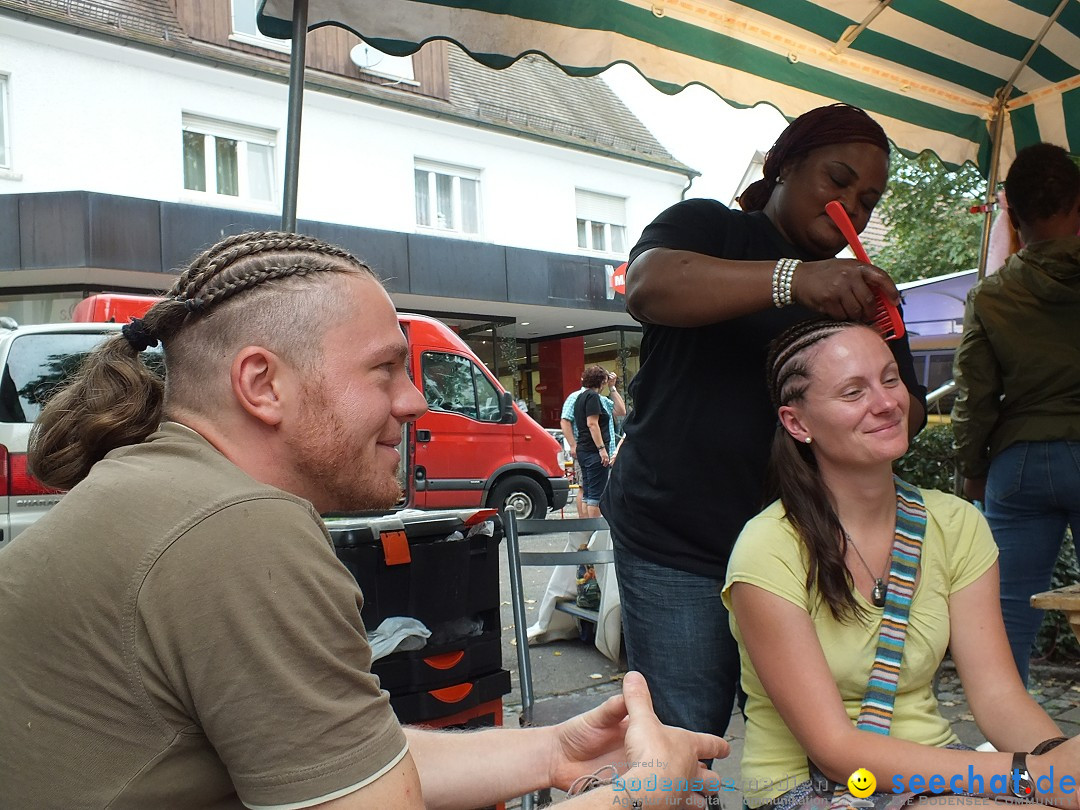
[848,768,876,798]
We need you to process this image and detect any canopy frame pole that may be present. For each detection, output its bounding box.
[832,0,894,54]
[976,0,1069,277]
[281,0,310,232]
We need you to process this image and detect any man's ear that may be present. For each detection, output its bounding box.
[231,346,293,427]
[778,404,809,444]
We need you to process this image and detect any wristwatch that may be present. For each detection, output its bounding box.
[1009,751,1035,799]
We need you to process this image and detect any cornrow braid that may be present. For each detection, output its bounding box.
[29,230,375,491]
[764,317,874,624]
[766,317,853,410]
[172,231,363,304]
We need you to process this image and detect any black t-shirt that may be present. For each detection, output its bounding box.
[601,199,926,579]
[574,389,611,459]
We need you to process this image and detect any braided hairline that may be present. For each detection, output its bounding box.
[768,319,854,409]
[170,231,364,304]
[196,262,347,310]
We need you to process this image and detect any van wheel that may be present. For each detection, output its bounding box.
[488,476,546,520]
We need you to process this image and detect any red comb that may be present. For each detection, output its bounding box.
[824,201,905,341]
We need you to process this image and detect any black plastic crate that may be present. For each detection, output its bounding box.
[372,617,502,693]
[390,668,512,725]
[328,510,502,629]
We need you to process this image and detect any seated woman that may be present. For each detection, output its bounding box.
[723,318,1078,810]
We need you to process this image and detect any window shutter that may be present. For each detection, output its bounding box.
[575,190,626,225]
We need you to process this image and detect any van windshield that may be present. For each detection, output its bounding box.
[0,332,163,423]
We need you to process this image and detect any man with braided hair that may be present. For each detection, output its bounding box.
[0,231,724,809]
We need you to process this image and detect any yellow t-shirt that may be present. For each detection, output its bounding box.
[722,489,998,807]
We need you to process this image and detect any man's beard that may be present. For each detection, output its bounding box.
[287,379,404,512]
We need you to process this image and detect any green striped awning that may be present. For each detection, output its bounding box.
[259,0,1080,175]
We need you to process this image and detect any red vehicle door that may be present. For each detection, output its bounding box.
[411,348,509,510]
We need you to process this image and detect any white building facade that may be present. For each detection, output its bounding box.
[0,3,692,422]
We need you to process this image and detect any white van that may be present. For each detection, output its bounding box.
[0,322,129,549]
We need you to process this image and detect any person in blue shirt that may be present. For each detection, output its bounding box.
[560,369,625,457]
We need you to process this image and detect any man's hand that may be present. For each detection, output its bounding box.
[546,671,727,798]
[963,476,986,503]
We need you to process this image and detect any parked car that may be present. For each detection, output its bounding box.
[0,321,138,549]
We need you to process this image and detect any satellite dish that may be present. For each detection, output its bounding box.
[349,43,383,70]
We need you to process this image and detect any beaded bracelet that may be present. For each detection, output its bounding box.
[771,258,801,308]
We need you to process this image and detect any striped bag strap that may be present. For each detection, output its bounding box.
[855,476,927,733]
[829,477,927,809]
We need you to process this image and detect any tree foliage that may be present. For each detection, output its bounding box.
[876,152,987,283]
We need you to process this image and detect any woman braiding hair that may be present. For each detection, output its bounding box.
[30,231,375,491]
[600,102,926,747]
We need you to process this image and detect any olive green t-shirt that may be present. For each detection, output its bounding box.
[722,489,998,806]
[0,422,407,808]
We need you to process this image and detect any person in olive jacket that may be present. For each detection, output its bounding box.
[952,142,1080,685]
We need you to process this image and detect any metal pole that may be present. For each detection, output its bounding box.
[975,0,1069,278]
[976,99,1006,279]
[503,508,536,810]
[281,0,309,232]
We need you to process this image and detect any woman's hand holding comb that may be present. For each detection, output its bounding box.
[788,257,900,322]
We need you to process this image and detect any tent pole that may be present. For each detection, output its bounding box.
[975,0,1068,278]
[281,0,310,232]
[832,0,894,54]
[977,97,1006,279]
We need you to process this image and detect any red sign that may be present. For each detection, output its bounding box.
[534,383,549,392]
[611,262,627,295]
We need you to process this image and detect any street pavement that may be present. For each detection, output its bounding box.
[496,514,1080,808]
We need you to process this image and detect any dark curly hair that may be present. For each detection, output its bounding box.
[1005,142,1080,225]
[581,365,609,390]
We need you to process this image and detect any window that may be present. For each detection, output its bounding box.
[182,115,275,203]
[0,331,163,423]
[0,74,10,170]
[576,190,628,255]
[230,0,290,52]
[421,351,502,422]
[414,161,481,236]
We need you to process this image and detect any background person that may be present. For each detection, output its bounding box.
[952,142,1080,684]
[561,369,625,458]
[601,103,927,742]
[725,318,1077,810]
[574,365,617,519]
[0,231,726,809]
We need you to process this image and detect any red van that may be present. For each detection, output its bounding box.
[70,293,164,324]
[73,295,568,518]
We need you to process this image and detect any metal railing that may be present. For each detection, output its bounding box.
[926,380,958,407]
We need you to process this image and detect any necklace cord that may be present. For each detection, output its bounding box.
[842,530,888,606]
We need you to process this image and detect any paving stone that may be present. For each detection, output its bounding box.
[1056,705,1080,724]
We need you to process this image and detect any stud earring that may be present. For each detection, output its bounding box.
[804,436,812,444]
